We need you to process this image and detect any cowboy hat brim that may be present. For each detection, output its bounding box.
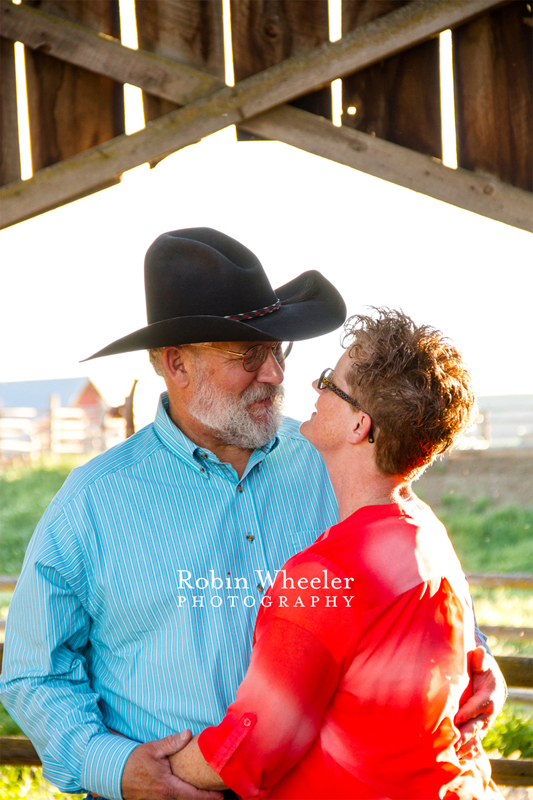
[83,270,346,360]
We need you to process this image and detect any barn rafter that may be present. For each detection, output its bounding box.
[0,0,531,232]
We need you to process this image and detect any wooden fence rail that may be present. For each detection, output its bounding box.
[2,573,533,593]
[1,575,532,785]
[0,405,126,458]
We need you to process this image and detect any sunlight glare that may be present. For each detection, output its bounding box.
[222,0,235,87]
[328,0,342,127]
[439,30,458,169]
[13,41,32,180]
[118,0,145,155]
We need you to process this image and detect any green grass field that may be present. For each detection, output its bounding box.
[1,457,532,796]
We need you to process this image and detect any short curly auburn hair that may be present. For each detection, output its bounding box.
[342,308,476,481]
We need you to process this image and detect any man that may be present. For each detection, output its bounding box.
[1,229,504,800]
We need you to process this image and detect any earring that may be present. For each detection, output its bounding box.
[368,426,374,444]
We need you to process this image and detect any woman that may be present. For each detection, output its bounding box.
[169,309,502,799]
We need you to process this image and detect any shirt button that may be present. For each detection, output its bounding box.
[246,534,254,542]
[237,485,243,493]
[257,584,264,593]
[200,452,208,458]
[243,717,252,727]
[199,467,205,473]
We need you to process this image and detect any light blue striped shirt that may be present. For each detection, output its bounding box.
[0,393,337,800]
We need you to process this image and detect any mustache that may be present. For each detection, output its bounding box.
[242,383,285,405]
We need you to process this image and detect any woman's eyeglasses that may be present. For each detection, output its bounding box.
[317,368,374,443]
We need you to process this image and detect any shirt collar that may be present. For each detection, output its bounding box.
[153,392,280,471]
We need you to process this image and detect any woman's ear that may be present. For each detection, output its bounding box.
[346,413,373,445]
[163,347,191,388]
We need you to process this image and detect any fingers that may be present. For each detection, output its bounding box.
[454,692,494,726]
[455,712,491,759]
[156,733,226,799]
[456,733,484,760]
[154,730,193,758]
[470,645,489,674]
[167,777,225,800]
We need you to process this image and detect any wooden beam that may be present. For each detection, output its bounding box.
[467,573,533,589]
[480,626,533,641]
[231,0,331,142]
[240,106,533,232]
[0,0,222,106]
[0,736,40,766]
[491,757,533,787]
[3,572,532,593]
[21,0,124,174]
[0,37,20,186]
[135,0,225,129]
[453,1,533,191]
[1,0,506,110]
[341,1,442,159]
[0,0,516,228]
[507,688,533,705]
[0,734,531,788]
[0,576,17,591]
[496,656,533,689]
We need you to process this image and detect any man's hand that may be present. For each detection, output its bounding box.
[454,646,506,759]
[121,730,225,800]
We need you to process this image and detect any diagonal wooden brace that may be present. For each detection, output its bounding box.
[1,0,529,231]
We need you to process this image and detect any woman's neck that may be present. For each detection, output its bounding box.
[326,452,411,523]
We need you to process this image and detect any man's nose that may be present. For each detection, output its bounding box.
[256,349,285,384]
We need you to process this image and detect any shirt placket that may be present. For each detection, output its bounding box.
[235,462,273,605]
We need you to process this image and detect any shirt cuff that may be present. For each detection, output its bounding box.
[81,732,140,800]
[199,712,260,799]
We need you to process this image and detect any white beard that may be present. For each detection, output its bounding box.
[188,365,285,450]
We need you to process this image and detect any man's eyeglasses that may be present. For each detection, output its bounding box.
[317,368,374,443]
[191,341,293,372]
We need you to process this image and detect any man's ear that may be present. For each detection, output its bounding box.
[163,347,192,388]
[346,413,372,445]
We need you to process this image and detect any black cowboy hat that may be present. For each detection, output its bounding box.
[85,227,346,359]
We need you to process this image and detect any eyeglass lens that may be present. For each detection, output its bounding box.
[317,368,333,389]
[243,342,293,372]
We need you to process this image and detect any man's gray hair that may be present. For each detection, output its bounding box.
[148,348,166,377]
[148,343,211,377]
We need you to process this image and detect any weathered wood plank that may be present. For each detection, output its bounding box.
[496,656,533,689]
[453,1,533,191]
[0,736,40,766]
[342,0,441,158]
[21,0,124,173]
[240,105,533,232]
[0,0,514,228]
[0,37,21,186]
[0,573,499,593]
[507,688,533,705]
[481,626,533,642]
[0,0,222,105]
[1,0,504,122]
[0,733,530,787]
[467,573,533,590]
[491,757,533,787]
[0,576,18,591]
[135,0,225,127]
[231,0,331,141]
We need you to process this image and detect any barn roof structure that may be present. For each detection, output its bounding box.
[0,0,531,232]
[0,377,107,411]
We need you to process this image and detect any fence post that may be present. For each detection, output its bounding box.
[49,393,60,455]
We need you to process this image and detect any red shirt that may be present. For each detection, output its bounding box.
[199,498,501,799]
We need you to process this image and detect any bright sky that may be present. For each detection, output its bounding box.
[1,126,532,428]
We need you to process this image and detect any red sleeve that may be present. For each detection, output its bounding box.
[198,556,359,798]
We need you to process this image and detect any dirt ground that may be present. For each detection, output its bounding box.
[415,448,533,509]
